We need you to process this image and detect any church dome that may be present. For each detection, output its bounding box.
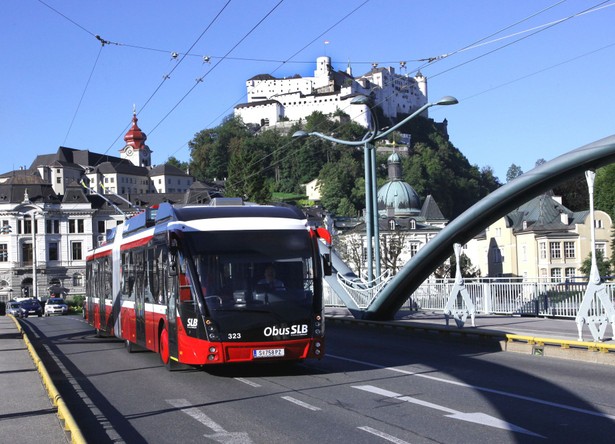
[377,152,421,217]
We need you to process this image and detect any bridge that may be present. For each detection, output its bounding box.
[323,134,615,323]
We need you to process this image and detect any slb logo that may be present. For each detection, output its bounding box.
[263,324,308,337]
[186,318,198,329]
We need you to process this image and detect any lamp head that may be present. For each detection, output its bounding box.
[292,131,309,139]
[435,96,458,106]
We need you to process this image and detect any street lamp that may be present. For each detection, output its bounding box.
[293,95,458,286]
[15,191,46,300]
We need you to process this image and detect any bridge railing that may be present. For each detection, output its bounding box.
[401,278,615,318]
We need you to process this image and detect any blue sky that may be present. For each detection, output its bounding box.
[2,0,614,182]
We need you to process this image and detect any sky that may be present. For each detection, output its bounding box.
[2,0,615,183]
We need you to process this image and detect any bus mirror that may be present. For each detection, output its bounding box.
[315,227,332,246]
[322,253,332,276]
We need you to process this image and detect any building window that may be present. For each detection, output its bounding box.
[48,242,58,261]
[596,243,606,256]
[549,242,561,259]
[564,241,575,259]
[46,219,60,234]
[550,268,562,282]
[73,273,83,287]
[595,219,604,229]
[410,243,418,258]
[539,243,547,260]
[565,267,576,280]
[0,244,7,262]
[21,219,33,235]
[71,242,82,260]
[97,221,106,234]
[57,177,62,184]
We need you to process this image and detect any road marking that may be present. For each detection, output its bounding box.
[281,396,321,411]
[234,377,261,387]
[329,354,615,421]
[354,385,544,438]
[167,399,254,443]
[358,426,411,444]
[43,344,124,443]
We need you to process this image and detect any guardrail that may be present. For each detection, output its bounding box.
[406,279,615,318]
[324,277,615,319]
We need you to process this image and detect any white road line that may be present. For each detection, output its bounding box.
[358,426,412,444]
[167,399,254,443]
[167,399,227,433]
[328,354,615,421]
[234,377,261,387]
[281,396,321,411]
[354,385,543,438]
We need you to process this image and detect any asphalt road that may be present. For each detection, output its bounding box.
[20,315,615,444]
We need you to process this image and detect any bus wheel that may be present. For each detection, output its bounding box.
[159,328,170,365]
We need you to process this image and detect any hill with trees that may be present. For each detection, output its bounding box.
[185,111,503,220]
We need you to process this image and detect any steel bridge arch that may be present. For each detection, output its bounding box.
[363,134,615,320]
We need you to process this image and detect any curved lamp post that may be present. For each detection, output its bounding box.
[293,95,458,285]
[15,192,46,299]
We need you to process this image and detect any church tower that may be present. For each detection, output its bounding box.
[120,111,153,167]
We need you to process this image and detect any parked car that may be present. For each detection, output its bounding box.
[20,298,43,317]
[44,297,69,316]
[6,301,28,318]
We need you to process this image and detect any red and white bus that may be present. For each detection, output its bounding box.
[85,199,331,369]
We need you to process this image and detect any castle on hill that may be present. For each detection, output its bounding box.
[234,56,428,129]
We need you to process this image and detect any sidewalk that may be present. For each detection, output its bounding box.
[326,307,612,341]
[326,307,615,365]
[0,315,68,444]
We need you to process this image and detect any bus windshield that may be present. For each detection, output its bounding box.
[183,230,316,318]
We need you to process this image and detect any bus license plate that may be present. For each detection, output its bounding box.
[253,348,285,358]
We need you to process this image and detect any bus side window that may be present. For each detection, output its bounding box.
[178,258,191,302]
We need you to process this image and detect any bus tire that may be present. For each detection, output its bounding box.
[160,327,170,365]
[126,339,134,353]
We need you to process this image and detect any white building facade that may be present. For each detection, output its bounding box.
[235,56,428,129]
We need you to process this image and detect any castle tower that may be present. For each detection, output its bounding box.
[120,111,153,167]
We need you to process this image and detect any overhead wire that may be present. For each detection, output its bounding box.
[224,0,615,191]
[32,0,615,197]
[102,0,234,157]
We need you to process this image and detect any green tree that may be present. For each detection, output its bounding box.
[225,138,271,203]
[506,164,524,182]
[189,116,252,181]
[166,156,189,172]
[579,250,612,279]
[318,154,363,216]
[594,164,615,220]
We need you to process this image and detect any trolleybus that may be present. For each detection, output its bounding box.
[85,199,331,369]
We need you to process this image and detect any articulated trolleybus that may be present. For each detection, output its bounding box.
[85,199,332,369]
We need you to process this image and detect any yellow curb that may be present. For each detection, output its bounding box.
[9,315,87,444]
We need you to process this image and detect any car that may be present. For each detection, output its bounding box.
[20,298,44,317]
[6,301,28,318]
[44,297,69,316]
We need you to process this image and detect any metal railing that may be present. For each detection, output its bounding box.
[404,278,615,318]
[324,276,615,319]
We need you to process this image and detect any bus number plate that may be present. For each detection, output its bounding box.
[253,348,285,359]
